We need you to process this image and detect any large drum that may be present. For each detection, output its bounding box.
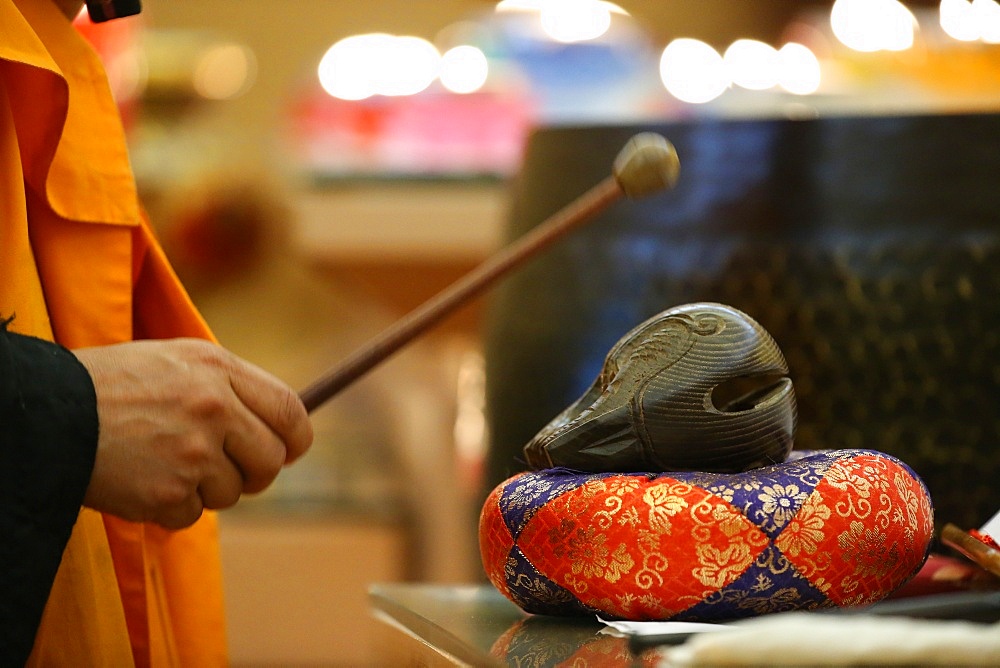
[484,113,1000,530]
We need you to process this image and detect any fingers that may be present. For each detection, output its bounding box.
[156,493,205,531]
[199,447,246,508]
[75,338,314,531]
[163,339,312,492]
[150,443,256,530]
[225,352,314,465]
[220,409,288,495]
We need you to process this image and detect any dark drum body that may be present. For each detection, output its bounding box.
[484,112,1000,531]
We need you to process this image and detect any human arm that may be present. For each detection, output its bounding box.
[0,325,98,663]
[74,337,313,530]
[0,330,313,662]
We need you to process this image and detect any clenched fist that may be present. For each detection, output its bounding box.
[73,338,313,529]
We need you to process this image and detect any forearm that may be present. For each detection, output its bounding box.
[0,323,98,663]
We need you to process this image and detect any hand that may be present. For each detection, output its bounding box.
[73,338,313,529]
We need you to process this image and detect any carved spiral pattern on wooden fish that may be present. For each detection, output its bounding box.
[524,303,796,474]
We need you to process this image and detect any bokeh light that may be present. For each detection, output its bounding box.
[495,0,627,15]
[940,0,982,41]
[193,42,255,100]
[539,0,612,43]
[318,33,440,100]
[659,38,729,104]
[439,45,489,94]
[777,42,821,95]
[724,39,780,90]
[975,0,1000,43]
[494,0,543,10]
[830,0,916,52]
[385,36,441,96]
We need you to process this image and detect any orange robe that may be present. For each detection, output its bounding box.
[0,0,227,664]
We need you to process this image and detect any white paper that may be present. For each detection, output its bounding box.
[659,612,1000,667]
[597,617,731,638]
[980,507,1000,539]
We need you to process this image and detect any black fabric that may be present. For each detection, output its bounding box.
[0,324,98,665]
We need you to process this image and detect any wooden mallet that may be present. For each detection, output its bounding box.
[299,132,681,412]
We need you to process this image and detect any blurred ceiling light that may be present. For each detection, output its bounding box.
[940,0,981,40]
[495,0,542,10]
[387,36,442,95]
[777,42,821,95]
[495,0,628,15]
[137,31,257,103]
[830,0,916,52]
[660,38,728,104]
[974,0,1000,42]
[724,39,780,90]
[318,33,391,100]
[539,0,612,42]
[318,33,440,100]
[439,45,489,93]
[192,42,255,100]
[940,0,1000,42]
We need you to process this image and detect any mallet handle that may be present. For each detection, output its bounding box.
[299,175,623,412]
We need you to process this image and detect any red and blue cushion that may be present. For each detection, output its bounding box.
[480,449,933,621]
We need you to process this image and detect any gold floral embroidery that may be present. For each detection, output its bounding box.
[491,452,933,623]
[601,543,635,583]
[549,520,635,584]
[892,471,920,530]
[736,587,804,615]
[829,470,874,521]
[634,529,669,590]
[562,478,608,517]
[712,503,751,538]
[643,483,689,534]
[833,493,872,519]
[687,499,767,589]
[615,591,637,610]
[776,498,831,558]
[692,541,756,588]
[637,593,671,617]
[809,577,833,597]
[755,545,795,576]
[563,572,588,594]
[868,464,891,494]
[707,484,735,504]
[750,573,773,593]
[824,462,870,495]
[511,572,576,606]
[606,590,676,621]
[618,506,640,527]
[593,495,623,531]
[505,476,554,511]
[837,520,899,578]
[607,477,640,496]
[581,478,607,497]
[693,582,819,619]
[758,483,809,527]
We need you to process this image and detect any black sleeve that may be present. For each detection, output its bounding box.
[0,324,99,664]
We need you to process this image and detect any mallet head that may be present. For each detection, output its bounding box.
[612,132,681,199]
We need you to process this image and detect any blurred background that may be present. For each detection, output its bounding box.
[76,1,1000,664]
